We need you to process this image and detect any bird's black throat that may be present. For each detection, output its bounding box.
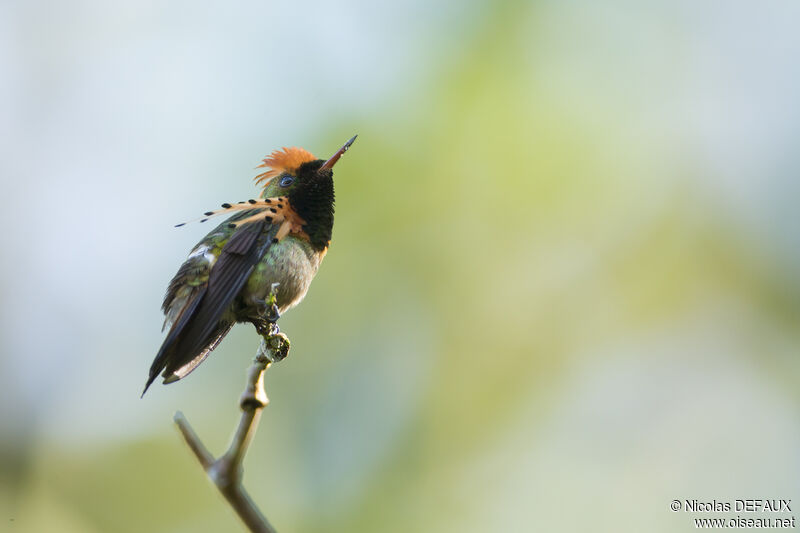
[290,160,335,251]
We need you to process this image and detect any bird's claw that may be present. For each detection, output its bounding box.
[253,282,287,362]
[252,293,281,337]
[254,299,281,324]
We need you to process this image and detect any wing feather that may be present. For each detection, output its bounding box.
[143,209,281,396]
[164,220,269,365]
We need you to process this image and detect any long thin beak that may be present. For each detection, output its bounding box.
[319,135,357,172]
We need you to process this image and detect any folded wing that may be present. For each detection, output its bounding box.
[143,215,278,396]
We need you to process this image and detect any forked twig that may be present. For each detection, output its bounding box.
[174,286,289,533]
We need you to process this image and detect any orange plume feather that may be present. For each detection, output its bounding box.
[254,147,317,188]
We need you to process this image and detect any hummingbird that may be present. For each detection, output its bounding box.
[143,136,356,396]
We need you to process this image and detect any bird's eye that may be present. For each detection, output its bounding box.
[279,175,294,187]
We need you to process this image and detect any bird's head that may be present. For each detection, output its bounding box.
[254,135,357,200]
[253,136,356,250]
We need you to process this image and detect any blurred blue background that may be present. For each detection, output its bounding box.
[1,1,799,531]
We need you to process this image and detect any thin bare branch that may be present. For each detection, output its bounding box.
[173,411,213,469]
[174,285,289,533]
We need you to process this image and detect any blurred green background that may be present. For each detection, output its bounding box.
[2,1,799,531]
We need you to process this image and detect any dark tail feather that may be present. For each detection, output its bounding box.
[142,343,174,397]
[141,370,159,397]
[161,322,234,383]
[141,321,233,397]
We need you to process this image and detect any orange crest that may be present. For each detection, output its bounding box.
[254,147,317,188]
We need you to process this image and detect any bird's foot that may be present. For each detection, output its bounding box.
[253,314,280,337]
[253,282,287,362]
[251,284,282,336]
[253,299,281,324]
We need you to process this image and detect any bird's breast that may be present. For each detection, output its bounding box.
[240,235,323,314]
